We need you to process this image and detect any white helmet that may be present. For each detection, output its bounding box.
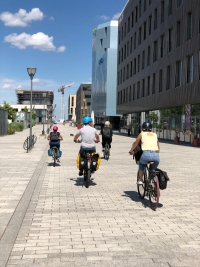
[105,121,110,126]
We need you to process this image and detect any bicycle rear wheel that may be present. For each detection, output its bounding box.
[52,149,56,167]
[85,169,90,188]
[137,170,147,199]
[105,143,109,160]
[149,175,160,210]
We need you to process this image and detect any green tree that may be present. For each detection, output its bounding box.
[32,110,38,120]
[22,106,29,113]
[146,112,158,124]
[0,101,17,121]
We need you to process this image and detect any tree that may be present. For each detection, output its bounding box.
[0,101,17,121]
[32,111,38,120]
[22,106,29,113]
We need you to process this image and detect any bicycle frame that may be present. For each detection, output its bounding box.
[81,151,93,188]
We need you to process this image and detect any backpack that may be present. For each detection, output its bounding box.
[102,128,111,138]
[50,131,60,141]
[156,168,170,190]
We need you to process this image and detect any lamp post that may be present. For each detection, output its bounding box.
[27,67,36,138]
[42,93,47,135]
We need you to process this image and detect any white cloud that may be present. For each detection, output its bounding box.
[49,16,54,21]
[4,32,66,52]
[96,15,110,21]
[0,8,44,27]
[0,78,17,83]
[112,13,120,20]
[1,84,21,89]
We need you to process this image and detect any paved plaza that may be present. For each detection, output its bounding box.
[0,123,199,267]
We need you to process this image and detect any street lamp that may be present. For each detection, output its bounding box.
[27,67,36,138]
[42,93,47,135]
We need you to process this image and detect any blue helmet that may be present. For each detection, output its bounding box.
[142,121,152,131]
[82,116,92,124]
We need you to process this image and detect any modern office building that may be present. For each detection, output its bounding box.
[16,90,54,123]
[117,0,200,136]
[91,20,120,130]
[75,83,91,123]
[68,94,76,121]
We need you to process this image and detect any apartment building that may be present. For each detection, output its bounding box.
[117,0,200,115]
[68,94,76,121]
[75,83,91,123]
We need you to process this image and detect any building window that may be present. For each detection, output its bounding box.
[127,41,129,57]
[124,45,126,59]
[175,60,182,87]
[105,27,107,36]
[166,65,171,90]
[147,46,150,66]
[121,27,123,41]
[168,0,172,16]
[126,64,129,80]
[153,41,158,62]
[176,21,181,47]
[147,76,150,96]
[118,51,120,64]
[138,54,140,72]
[130,37,133,53]
[159,70,162,92]
[142,50,145,69]
[139,1,142,18]
[138,27,142,45]
[148,15,152,35]
[134,32,137,49]
[137,81,140,99]
[120,69,122,83]
[199,50,200,80]
[142,79,145,97]
[160,35,165,58]
[126,87,128,103]
[144,0,147,12]
[149,0,152,5]
[187,12,192,40]
[131,11,134,28]
[121,48,123,62]
[133,58,136,75]
[186,55,194,83]
[118,30,120,45]
[100,39,103,48]
[177,0,183,7]
[154,9,157,30]
[161,1,164,23]
[129,85,132,101]
[124,23,126,38]
[130,61,133,78]
[135,6,138,23]
[199,18,200,33]
[133,84,135,100]
[128,17,130,32]
[152,73,156,94]
[168,28,173,53]
[143,21,147,40]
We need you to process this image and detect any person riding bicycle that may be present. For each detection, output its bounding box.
[47,126,63,161]
[74,116,100,176]
[129,121,160,185]
[100,121,113,153]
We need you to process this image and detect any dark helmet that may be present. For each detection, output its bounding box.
[82,116,92,124]
[142,121,152,131]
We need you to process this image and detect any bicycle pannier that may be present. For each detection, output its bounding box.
[91,153,101,171]
[48,149,52,156]
[156,168,170,190]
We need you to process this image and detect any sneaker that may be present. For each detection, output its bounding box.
[79,170,83,176]
[57,158,60,163]
[136,179,144,185]
[102,149,105,152]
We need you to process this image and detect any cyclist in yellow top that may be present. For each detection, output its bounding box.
[129,122,160,185]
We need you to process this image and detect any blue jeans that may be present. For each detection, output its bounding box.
[49,141,60,149]
[139,150,160,171]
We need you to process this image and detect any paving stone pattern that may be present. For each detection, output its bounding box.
[0,124,199,267]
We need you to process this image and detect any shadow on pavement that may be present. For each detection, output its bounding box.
[47,162,61,167]
[70,177,97,187]
[123,191,163,210]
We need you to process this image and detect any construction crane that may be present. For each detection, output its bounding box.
[58,82,75,121]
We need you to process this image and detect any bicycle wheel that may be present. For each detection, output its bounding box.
[85,169,90,188]
[149,175,160,210]
[52,149,56,167]
[137,169,147,199]
[105,144,109,160]
[23,139,28,150]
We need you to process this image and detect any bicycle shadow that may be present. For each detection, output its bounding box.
[123,191,163,210]
[47,162,60,167]
[70,177,97,187]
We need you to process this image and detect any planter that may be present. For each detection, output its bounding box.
[193,138,199,147]
[174,136,180,144]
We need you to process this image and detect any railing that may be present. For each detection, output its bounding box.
[23,134,37,153]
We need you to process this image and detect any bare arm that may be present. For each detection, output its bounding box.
[74,133,80,142]
[95,133,100,143]
[129,133,142,154]
[47,134,50,140]
[59,134,63,140]
[156,139,160,152]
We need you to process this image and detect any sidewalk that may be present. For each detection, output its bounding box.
[0,123,199,267]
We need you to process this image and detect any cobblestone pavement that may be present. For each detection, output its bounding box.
[0,123,199,267]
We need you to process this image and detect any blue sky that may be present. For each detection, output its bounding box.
[0,0,127,120]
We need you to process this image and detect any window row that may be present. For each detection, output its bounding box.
[117,53,200,105]
[119,0,184,44]
[119,12,194,65]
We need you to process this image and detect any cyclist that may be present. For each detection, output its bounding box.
[74,116,100,175]
[47,126,63,162]
[129,122,160,185]
[100,121,113,153]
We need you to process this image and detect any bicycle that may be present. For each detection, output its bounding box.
[103,141,110,160]
[137,162,160,210]
[80,150,94,188]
